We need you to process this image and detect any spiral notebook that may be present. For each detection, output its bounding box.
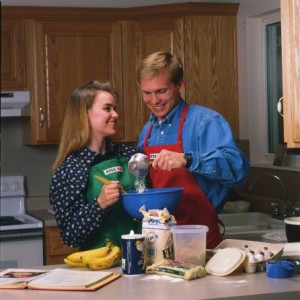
[0,268,121,291]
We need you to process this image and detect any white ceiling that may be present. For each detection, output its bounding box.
[1,0,242,8]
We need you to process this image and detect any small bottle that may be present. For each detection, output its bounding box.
[255,250,266,272]
[255,250,264,262]
[244,251,257,273]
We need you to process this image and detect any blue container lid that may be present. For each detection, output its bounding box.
[266,260,294,278]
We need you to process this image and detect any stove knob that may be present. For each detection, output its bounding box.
[11,181,21,192]
[1,182,9,193]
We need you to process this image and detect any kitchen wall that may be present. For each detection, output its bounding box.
[1,118,57,197]
[2,0,299,212]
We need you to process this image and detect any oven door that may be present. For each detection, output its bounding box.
[0,229,44,268]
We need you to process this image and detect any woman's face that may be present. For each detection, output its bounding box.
[140,71,183,121]
[88,91,118,139]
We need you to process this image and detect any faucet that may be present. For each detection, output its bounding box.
[248,173,288,219]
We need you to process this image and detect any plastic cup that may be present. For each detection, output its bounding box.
[171,225,208,266]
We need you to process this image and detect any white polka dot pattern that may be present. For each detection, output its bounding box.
[49,140,137,248]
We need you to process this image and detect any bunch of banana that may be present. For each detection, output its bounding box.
[88,245,121,271]
[64,240,112,267]
[64,258,86,267]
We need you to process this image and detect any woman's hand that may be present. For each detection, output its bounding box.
[152,149,186,171]
[97,181,122,209]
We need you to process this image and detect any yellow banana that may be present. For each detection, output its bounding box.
[67,244,111,263]
[64,258,87,267]
[88,246,121,271]
[81,246,111,264]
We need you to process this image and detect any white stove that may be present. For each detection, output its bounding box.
[0,175,44,268]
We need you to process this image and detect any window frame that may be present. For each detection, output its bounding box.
[246,10,300,170]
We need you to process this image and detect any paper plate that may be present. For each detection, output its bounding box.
[205,248,246,276]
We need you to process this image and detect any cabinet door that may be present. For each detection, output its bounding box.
[26,20,123,144]
[121,18,184,142]
[281,0,300,148]
[44,227,79,265]
[1,18,27,90]
[184,15,239,138]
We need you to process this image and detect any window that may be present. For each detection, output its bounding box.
[247,11,300,169]
[266,21,283,153]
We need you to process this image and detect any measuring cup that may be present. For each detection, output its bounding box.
[128,153,151,178]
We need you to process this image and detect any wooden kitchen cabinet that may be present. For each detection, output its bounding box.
[184,15,239,138]
[24,16,123,144]
[121,17,184,141]
[281,0,300,148]
[3,3,239,144]
[1,17,27,90]
[44,226,79,265]
[122,3,239,140]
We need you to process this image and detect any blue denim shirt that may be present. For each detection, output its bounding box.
[138,99,250,212]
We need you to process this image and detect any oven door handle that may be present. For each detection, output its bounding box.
[0,229,43,241]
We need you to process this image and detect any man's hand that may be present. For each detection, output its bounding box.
[151,149,186,171]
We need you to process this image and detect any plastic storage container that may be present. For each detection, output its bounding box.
[171,225,208,266]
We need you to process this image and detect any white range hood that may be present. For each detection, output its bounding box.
[1,91,30,117]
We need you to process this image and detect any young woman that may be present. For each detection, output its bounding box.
[50,80,140,250]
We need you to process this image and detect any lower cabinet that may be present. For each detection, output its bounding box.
[44,226,79,265]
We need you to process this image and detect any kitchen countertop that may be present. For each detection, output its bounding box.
[25,210,300,299]
[1,264,299,300]
[29,209,57,227]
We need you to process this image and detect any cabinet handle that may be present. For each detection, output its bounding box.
[39,107,45,128]
[277,97,284,117]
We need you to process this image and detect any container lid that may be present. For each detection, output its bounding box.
[170,225,209,233]
[121,230,144,239]
[284,217,300,225]
[205,248,246,276]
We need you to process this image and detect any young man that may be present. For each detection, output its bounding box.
[137,51,250,248]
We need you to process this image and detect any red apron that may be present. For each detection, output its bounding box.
[143,103,222,249]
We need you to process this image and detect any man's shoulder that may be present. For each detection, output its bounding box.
[188,103,219,118]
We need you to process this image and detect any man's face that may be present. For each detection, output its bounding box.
[140,72,183,121]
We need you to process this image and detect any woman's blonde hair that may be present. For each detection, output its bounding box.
[52,80,118,171]
[137,51,183,84]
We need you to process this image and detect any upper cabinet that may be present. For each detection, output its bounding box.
[122,16,184,141]
[1,17,27,90]
[184,14,239,137]
[26,18,123,144]
[2,4,239,145]
[281,0,300,148]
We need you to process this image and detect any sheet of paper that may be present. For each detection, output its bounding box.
[30,268,112,287]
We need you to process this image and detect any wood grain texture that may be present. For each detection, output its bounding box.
[122,18,184,142]
[1,18,27,89]
[184,15,239,137]
[30,19,123,144]
[281,0,300,147]
[44,227,79,265]
[2,3,239,144]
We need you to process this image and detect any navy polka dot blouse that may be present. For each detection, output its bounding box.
[49,139,137,248]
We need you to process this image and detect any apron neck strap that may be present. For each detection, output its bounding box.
[144,102,189,148]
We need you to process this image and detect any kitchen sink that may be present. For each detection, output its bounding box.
[218,212,286,242]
